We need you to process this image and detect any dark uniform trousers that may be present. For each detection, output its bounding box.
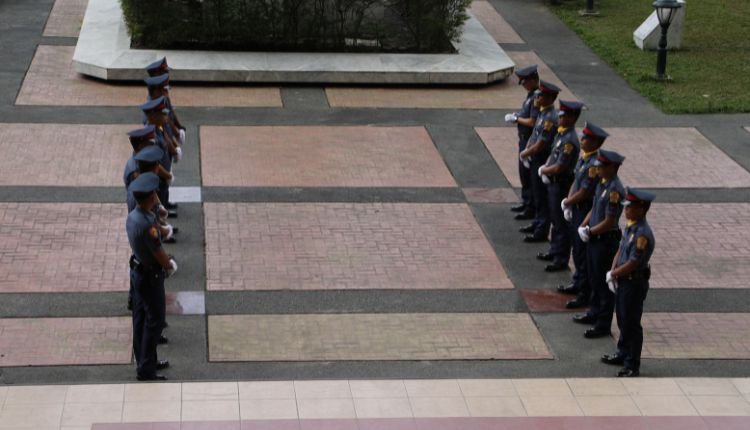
[570,202,592,295]
[518,132,534,210]
[158,181,169,210]
[616,270,650,371]
[529,157,550,236]
[547,179,572,263]
[131,265,166,378]
[586,229,621,331]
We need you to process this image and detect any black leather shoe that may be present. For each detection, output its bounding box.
[523,234,547,243]
[167,211,178,219]
[557,284,578,295]
[584,327,611,339]
[572,314,596,325]
[566,296,589,309]
[617,368,640,377]
[165,202,178,210]
[163,237,177,244]
[545,262,569,272]
[514,211,534,220]
[156,359,170,370]
[519,224,535,234]
[510,203,526,213]
[158,335,169,345]
[137,374,168,381]
[536,252,554,261]
[601,353,625,366]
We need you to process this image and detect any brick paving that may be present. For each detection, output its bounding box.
[520,289,576,313]
[204,203,512,291]
[0,123,135,186]
[462,188,519,204]
[0,317,131,366]
[200,126,456,187]
[612,313,750,359]
[648,203,750,289]
[16,46,282,107]
[470,1,524,44]
[477,127,750,188]
[0,203,130,293]
[43,0,88,37]
[325,51,575,109]
[208,313,551,361]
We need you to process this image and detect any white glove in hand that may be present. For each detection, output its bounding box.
[564,207,573,222]
[578,226,590,243]
[174,147,182,163]
[165,224,174,240]
[178,129,186,146]
[606,270,614,284]
[522,158,530,168]
[158,205,168,223]
[608,280,618,294]
[167,173,175,186]
[561,199,569,211]
[167,258,178,277]
[541,174,550,185]
[504,113,518,124]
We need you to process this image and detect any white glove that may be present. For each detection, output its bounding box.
[158,205,168,223]
[538,167,550,184]
[174,147,182,163]
[178,129,186,146]
[167,258,178,277]
[541,174,550,185]
[606,270,614,284]
[504,113,518,124]
[167,173,174,186]
[564,207,573,222]
[522,158,530,168]
[578,226,590,243]
[608,280,618,294]
[561,199,569,211]
[164,224,174,240]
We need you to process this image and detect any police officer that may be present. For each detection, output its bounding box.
[601,188,656,377]
[145,73,184,156]
[537,100,583,272]
[140,96,178,217]
[126,172,177,380]
[573,149,626,338]
[559,122,609,308]
[145,57,187,146]
[519,80,560,242]
[505,65,540,220]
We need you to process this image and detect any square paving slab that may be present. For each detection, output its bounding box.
[200,126,456,187]
[470,1,524,44]
[325,51,574,109]
[43,0,88,37]
[477,127,750,188]
[0,203,130,293]
[0,317,131,366]
[0,123,134,186]
[16,45,282,106]
[208,313,551,361]
[648,203,750,289]
[204,203,511,291]
[613,313,750,359]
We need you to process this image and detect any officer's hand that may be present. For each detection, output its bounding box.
[167,258,178,277]
[608,279,618,294]
[564,207,573,222]
[167,173,175,186]
[561,199,569,211]
[504,113,518,124]
[606,270,614,284]
[174,147,183,163]
[164,224,174,240]
[578,226,590,242]
[178,129,186,146]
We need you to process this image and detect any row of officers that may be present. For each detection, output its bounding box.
[507,65,656,377]
[125,58,185,381]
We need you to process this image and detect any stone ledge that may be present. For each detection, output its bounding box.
[73,0,515,84]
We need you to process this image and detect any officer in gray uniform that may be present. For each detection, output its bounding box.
[146,57,187,144]
[573,149,626,338]
[519,80,560,242]
[140,96,178,217]
[124,125,157,192]
[505,65,540,220]
[601,188,656,377]
[144,73,184,157]
[127,172,177,381]
[559,122,609,308]
[537,100,583,272]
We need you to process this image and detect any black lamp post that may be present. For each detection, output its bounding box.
[653,0,683,79]
[580,0,599,16]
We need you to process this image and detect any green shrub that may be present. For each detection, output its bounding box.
[120,0,472,53]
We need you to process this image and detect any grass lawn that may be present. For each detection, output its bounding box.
[550,0,750,113]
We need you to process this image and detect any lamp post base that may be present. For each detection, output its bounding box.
[653,74,673,81]
[579,9,600,17]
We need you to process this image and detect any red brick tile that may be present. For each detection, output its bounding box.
[612,313,750,359]
[462,188,519,204]
[43,0,88,37]
[0,203,130,293]
[200,126,455,187]
[470,1,524,43]
[0,123,135,186]
[520,289,576,312]
[204,203,511,291]
[0,317,131,366]
[16,46,281,107]
[648,203,750,289]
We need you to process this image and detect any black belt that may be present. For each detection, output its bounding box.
[129,255,161,273]
[550,175,573,184]
[623,266,651,282]
[591,230,621,241]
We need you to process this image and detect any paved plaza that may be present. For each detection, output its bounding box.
[1,0,750,428]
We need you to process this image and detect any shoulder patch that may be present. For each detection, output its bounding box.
[609,191,620,204]
[149,226,159,239]
[636,235,649,251]
[543,120,554,131]
[563,143,574,155]
[588,167,597,178]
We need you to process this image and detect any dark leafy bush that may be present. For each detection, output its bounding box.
[120,0,471,53]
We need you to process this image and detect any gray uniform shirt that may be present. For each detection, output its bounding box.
[547,127,579,178]
[590,176,625,230]
[126,207,162,267]
[616,219,655,270]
